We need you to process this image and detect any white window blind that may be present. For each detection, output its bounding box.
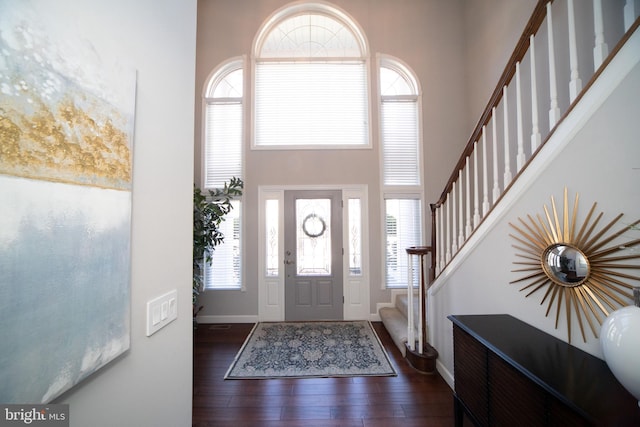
[204,101,242,188]
[381,100,419,186]
[385,198,422,288]
[254,62,368,147]
[205,200,241,290]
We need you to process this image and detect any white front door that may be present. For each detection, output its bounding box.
[284,190,343,321]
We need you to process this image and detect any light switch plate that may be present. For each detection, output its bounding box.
[146,289,178,336]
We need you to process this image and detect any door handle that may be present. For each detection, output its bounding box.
[284,259,295,265]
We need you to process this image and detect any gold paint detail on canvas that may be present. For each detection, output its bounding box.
[509,188,640,343]
[0,96,132,190]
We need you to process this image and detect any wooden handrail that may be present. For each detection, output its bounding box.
[436,0,550,205]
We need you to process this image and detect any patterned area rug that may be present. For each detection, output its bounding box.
[224,321,397,379]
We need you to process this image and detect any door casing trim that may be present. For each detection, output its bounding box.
[258,184,370,321]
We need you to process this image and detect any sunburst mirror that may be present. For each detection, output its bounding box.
[509,188,640,343]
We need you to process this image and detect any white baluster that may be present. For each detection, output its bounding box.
[417,253,423,354]
[593,0,609,70]
[491,109,500,203]
[482,127,490,216]
[437,207,444,273]
[624,0,636,32]
[567,0,583,102]
[434,207,439,275]
[530,34,541,153]
[438,206,445,272]
[452,183,458,254]
[407,253,414,351]
[473,143,481,229]
[516,62,525,171]
[502,86,512,186]
[547,2,561,128]
[458,170,465,246]
[465,158,472,238]
[445,199,451,264]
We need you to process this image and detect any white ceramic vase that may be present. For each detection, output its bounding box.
[600,290,640,408]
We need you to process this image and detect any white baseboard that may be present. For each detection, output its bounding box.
[370,311,382,322]
[196,314,258,324]
[436,359,454,390]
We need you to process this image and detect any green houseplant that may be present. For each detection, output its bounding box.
[193,178,243,328]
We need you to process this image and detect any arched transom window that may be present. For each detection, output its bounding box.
[253,3,369,148]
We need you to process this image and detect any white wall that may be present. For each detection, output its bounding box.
[431,38,640,387]
[462,0,538,132]
[40,1,197,426]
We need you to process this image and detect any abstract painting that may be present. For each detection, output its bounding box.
[0,1,136,403]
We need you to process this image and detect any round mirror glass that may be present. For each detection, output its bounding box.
[542,244,590,286]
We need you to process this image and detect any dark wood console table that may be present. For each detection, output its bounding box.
[449,314,640,426]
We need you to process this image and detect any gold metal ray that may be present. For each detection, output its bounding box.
[592,253,640,263]
[540,280,556,304]
[586,275,629,306]
[593,269,640,287]
[585,282,618,313]
[551,196,563,242]
[595,263,640,270]
[536,213,556,244]
[509,226,547,251]
[589,226,640,255]
[563,188,570,243]
[524,214,551,247]
[574,202,597,246]
[583,213,625,252]
[570,191,579,242]
[509,271,547,284]
[519,216,549,247]
[527,214,553,246]
[569,289,586,342]
[565,289,573,342]
[513,257,542,264]
[512,267,543,273]
[575,286,600,336]
[582,285,609,317]
[544,203,560,243]
[576,211,604,249]
[512,262,542,269]
[511,245,542,259]
[521,282,550,294]
[590,237,640,259]
[556,289,565,330]
[515,253,543,263]
[524,281,550,298]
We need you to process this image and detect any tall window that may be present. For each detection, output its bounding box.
[203,59,244,290]
[379,56,423,288]
[253,3,369,148]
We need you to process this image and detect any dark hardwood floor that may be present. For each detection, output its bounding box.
[193,322,456,427]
